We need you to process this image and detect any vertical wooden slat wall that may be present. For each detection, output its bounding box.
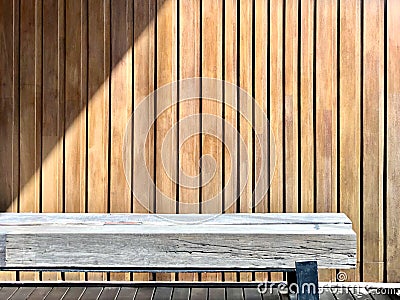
[339,0,361,282]
[0,0,399,283]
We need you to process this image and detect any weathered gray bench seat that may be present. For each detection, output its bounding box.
[0,213,357,299]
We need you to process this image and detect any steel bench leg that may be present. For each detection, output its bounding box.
[294,261,319,300]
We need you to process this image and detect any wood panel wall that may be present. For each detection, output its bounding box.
[0,0,399,282]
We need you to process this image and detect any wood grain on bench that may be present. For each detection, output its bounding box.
[0,213,356,271]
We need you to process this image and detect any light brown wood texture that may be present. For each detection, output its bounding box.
[299,0,314,214]
[64,0,87,215]
[254,0,268,215]
[284,0,298,214]
[339,0,361,283]
[387,0,400,283]
[315,0,338,282]
[362,0,385,283]
[0,0,19,281]
[0,285,391,300]
[0,0,399,283]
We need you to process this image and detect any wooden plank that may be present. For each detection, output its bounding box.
[133,0,155,212]
[80,287,103,299]
[109,0,133,282]
[269,0,284,282]
[41,0,65,281]
[178,0,200,213]
[27,287,52,300]
[262,288,280,300]
[41,0,64,218]
[44,287,69,300]
[178,0,200,282]
[156,0,177,281]
[87,0,110,282]
[132,0,156,213]
[19,0,42,281]
[339,0,361,282]
[254,0,269,215]
[362,0,385,283]
[0,222,356,270]
[62,287,85,300]
[0,287,18,299]
[1,221,356,237]
[98,287,120,300]
[299,0,314,213]
[0,0,19,214]
[238,0,253,212]
[0,0,19,281]
[110,0,133,214]
[117,287,137,300]
[386,0,400,283]
[320,289,335,300]
[190,288,207,300]
[64,0,88,281]
[243,288,262,300]
[153,287,173,300]
[284,0,299,213]
[209,288,225,300]
[19,0,42,214]
[87,0,110,213]
[156,0,177,213]
[172,288,190,300]
[135,287,155,300]
[9,287,35,300]
[315,0,338,224]
[64,0,87,214]
[0,212,353,225]
[226,288,244,300]
[223,0,238,217]
[315,0,338,282]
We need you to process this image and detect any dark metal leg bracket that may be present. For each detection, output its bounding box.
[287,261,319,300]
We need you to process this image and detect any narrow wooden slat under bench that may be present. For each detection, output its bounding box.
[0,213,356,271]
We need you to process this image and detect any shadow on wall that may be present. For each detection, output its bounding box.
[0,0,167,212]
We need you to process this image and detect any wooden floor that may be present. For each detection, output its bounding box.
[0,285,398,300]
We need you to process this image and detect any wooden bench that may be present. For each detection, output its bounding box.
[0,213,356,300]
